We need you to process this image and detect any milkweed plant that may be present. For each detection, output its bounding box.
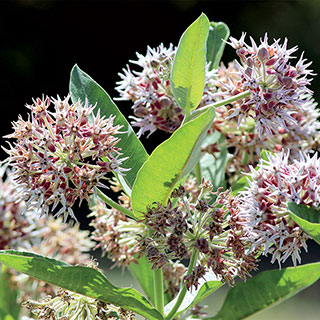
[1,13,320,320]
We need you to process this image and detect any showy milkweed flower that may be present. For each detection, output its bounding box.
[209,78,320,183]
[237,151,320,267]
[115,44,216,136]
[3,95,127,220]
[214,33,315,138]
[138,182,258,289]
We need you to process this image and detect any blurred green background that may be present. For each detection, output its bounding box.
[1,0,320,318]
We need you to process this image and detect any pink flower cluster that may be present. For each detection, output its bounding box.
[237,151,320,266]
[4,95,126,219]
[115,44,216,136]
[214,33,315,138]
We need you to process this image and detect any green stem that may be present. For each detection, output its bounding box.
[153,268,164,315]
[195,161,202,184]
[185,90,251,123]
[165,248,199,320]
[96,188,136,220]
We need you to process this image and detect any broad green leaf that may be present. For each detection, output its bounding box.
[0,265,20,320]
[287,202,320,245]
[164,271,222,317]
[171,13,210,113]
[210,262,320,320]
[0,250,163,320]
[69,65,148,193]
[132,108,215,218]
[206,22,230,70]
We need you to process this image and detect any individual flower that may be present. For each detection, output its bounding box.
[236,151,320,267]
[115,44,216,136]
[23,288,135,320]
[138,181,258,289]
[214,33,315,138]
[3,95,127,220]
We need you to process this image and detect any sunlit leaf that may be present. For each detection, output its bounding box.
[0,250,163,320]
[132,108,215,218]
[209,263,320,320]
[171,13,210,113]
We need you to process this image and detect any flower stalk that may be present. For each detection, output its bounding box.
[96,188,136,220]
[165,247,199,320]
[153,268,165,315]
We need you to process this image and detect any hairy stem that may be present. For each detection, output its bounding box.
[165,248,199,320]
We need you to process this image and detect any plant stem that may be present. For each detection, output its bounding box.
[153,268,164,315]
[195,161,202,184]
[165,248,199,320]
[187,90,251,122]
[96,188,136,220]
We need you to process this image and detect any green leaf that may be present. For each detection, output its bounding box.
[0,250,163,320]
[131,108,215,218]
[0,265,20,320]
[129,257,155,305]
[287,202,320,245]
[206,22,230,70]
[231,175,249,196]
[164,271,222,317]
[171,13,210,113]
[69,65,148,193]
[209,262,320,320]
[200,131,228,192]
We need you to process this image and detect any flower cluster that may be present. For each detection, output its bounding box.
[115,44,216,136]
[0,166,41,250]
[138,182,258,289]
[89,179,188,299]
[0,164,93,260]
[236,151,320,267]
[4,95,126,220]
[89,195,146,270]
[0,163,94,308]
[214,33,315,138]
[23,288,135,320]
[13,216,93,304]
[208,96,320,184]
